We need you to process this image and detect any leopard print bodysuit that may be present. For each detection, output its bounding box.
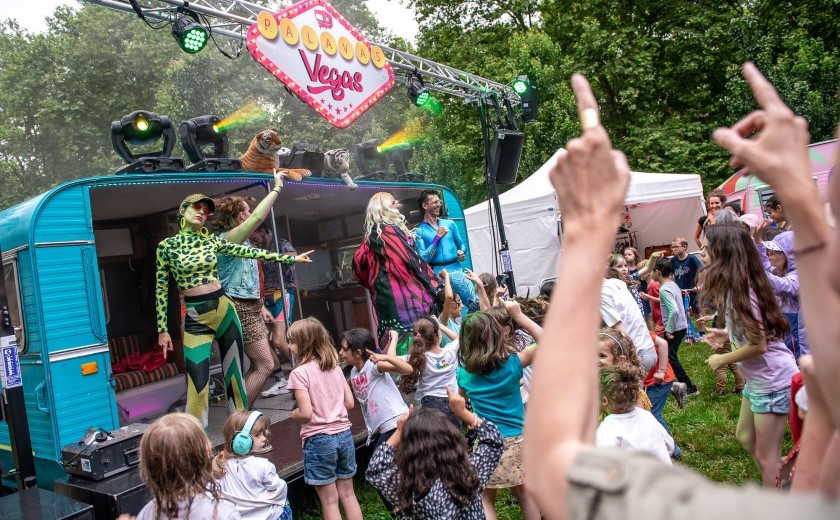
[155,229,295,332]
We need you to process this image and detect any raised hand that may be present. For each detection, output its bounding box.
[501,298,523,317]
[712,63,812,196]
[272,170,286,189]
[463,268,481,284]
[446,385,467,413]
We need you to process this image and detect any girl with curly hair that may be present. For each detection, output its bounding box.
[135,413,239,520]
[366,389,504,519]
[212,171,314,412]
[701,222,799,487]
[596,362,675,466]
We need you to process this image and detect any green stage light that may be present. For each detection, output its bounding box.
[512,75,538,123]
[407,72,432,107]
[172,11,208,54]
[415,90,431,107]
[512,77,529,95]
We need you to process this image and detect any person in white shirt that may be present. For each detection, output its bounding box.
[601,276,661,373]
[212,410,292,520]
[398,316,462,427]
[341,329,411,451]
[134,413,241,520]
[596,363,675,466]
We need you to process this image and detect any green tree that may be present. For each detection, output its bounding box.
[0,0,409,210]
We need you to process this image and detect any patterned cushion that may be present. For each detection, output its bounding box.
[110,334,180,392]
[108,335,146,365]
[114,371,147,392]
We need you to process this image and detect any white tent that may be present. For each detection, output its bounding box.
[464,151,706,296]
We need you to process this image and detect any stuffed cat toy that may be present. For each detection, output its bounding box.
[240,129,311,181]
[323,148,358,190]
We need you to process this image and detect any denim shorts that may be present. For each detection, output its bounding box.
[744,384,791,414]
[302,429,356,485]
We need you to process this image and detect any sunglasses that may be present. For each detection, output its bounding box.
[191,202,213,215]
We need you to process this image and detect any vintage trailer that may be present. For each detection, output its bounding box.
[0,171,472,492]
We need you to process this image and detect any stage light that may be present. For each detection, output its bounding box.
[172,10,208,54]
[111,110,175,162]
[512,77,529,95]
[383,144,413,175]
[180,115,227,162]
[111,110,183,173]
[511,75,538,123]
[385,143,424,182]
[180,114,241,172]
[407,73,432,108]
[354,139,390,180]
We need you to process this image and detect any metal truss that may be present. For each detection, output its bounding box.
[83,0,521,104]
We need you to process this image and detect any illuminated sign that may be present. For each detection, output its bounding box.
[247,0,395,128]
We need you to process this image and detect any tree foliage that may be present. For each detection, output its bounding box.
[0,1,838,211]
[411,0,840,202]
[0,1,408,210]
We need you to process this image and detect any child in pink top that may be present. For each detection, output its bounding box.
[287,318,362,520]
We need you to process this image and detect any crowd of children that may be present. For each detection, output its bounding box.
[123,63,840,520]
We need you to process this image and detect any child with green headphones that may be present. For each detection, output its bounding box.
[212,410,292,520]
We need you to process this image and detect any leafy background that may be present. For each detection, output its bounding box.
[1,0,838,210]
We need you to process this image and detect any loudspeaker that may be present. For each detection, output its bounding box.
[54,468,150,519]
[279,142,324,176]
[490,129,525,185]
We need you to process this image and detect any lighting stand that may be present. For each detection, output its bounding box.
[478,94,517,298]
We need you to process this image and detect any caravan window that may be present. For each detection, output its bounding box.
[2,259,26,352]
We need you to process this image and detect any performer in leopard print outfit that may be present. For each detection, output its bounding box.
[155,193,313,428]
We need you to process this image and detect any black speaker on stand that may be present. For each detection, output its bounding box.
[490,129,525,185]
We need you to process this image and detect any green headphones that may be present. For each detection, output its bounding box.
[232,410,263,456]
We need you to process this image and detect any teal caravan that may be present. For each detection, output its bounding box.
[0,171,471,490]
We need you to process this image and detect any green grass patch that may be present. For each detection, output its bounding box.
[291,339,777,517]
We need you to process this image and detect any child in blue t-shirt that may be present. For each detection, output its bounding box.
[456,302,542,520]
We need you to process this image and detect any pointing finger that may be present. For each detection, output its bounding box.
[571,74,600,132]
[743,62,790,115]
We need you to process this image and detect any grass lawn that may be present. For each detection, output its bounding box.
[292,339,784,518]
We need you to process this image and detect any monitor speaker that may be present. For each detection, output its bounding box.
[491,129,524,185]
[279,142,324,176]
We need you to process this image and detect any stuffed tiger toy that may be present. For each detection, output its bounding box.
[239,129,311,181]
[323,148,358,190]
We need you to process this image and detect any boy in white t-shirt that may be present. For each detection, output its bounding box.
[596,363,675,466]
[340,329,411,452]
